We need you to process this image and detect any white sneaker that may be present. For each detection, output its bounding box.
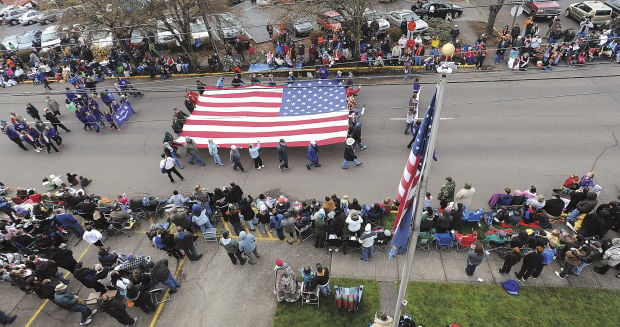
[257,166,261,170]
[87,309,98,319]
[80,318,92,326]
[477,278,484,282]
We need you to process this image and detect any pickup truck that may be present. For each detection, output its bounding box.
[523,0,562,19]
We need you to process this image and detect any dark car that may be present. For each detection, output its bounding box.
[606,0,620,17]
[411,1,463,20]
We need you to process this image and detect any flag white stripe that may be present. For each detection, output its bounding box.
[182,120,348,133]
[187,112,346,122]
[202,87,284,96]
[194,106,280,113]
[197,96,283,104]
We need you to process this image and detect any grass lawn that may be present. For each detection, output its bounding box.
[273,278,380,327]
[405,282,620,326]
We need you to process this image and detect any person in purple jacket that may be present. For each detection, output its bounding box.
[44,126,63,146]
[3,125,28,150]
[85,112,101,134]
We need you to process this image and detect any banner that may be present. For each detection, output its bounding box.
[113,101,135,127]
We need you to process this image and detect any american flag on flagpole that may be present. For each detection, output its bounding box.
[391,88,437,250]
[179,81,350,148]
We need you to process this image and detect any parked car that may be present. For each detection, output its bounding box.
[364,9,390,31]
[0,5,22,18]
[285,19,313,37]
[523,0,561,19]
[37,9,63,25]
[156,19,178,45]
[3,8,28,25]
[385,10,430,33]
[211,13,243,41]
[565,1,613,27]
[130,28,149,48]
[40,24,61,49]
[317,10,344,31]
[81,29,113,48]
[411,1,463,20]
[190,17,210,40]
[18,9,40,25]
[0,34,29,51]
[19,28,41,48]
[604,0,620,17]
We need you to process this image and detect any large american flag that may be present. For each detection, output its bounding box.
[391,88,437,250]
[180,80,350,148]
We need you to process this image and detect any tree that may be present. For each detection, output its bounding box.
[272,0,371,59]
[485,0,505,37]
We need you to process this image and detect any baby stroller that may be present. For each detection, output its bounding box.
[334,284,363,311]
[301,281,320,307]
[325,234,343,253]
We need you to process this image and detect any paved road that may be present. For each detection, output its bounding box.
[1,65,619,326]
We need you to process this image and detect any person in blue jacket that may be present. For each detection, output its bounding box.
[305,140,321,170]
[54,208,85,239]
[4,126,28,150]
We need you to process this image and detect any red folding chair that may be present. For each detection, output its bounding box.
[456,231,478,251]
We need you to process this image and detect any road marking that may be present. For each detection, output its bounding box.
[149,257,186,327]
[25,244,92,327]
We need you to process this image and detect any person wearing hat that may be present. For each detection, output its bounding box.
[277,139,289,170]
[190,204,213,234]
[359,224,377,263]
[305,140,321,170]
[437,177,456,209]
[248,141,264,170]
[239,231,259,264]
[274,259,300,302]
[229,145,245,172]
[342,138,362,169]
[454,183,476,210]
[287,71,296,84]
[98,292,137,326]
[220,231,245,265]
[54,282,97,326]
[184,136,205,166]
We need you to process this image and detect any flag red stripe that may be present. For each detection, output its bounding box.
[204,84,284,90]
[191,111,280,117]
[393,155,422,230]
[199,91,283,99]
[182,125,346,139]
[195,101,282,108]
[184,114,349,127]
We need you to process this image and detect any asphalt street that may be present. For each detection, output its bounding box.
[1,64,619,326]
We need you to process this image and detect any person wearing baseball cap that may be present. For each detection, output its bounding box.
[54,283,97,325]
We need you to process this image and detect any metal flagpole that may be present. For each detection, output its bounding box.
[392,45,455,326]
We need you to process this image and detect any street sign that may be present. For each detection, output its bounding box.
[510,5,524,17]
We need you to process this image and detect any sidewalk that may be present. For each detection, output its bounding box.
[329,240,620,313]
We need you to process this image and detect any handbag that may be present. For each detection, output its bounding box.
[161,167,166,174]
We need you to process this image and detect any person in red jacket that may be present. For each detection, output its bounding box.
[407,18,417,39]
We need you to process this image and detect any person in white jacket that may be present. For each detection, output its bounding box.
[454,183,476,209]
[345,210,362,236]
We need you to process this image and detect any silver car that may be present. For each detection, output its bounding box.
[385,10,430,34]
[212,13,243,40]
[285,20,313,37]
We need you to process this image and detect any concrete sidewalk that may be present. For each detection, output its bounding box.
[328,241,620,313]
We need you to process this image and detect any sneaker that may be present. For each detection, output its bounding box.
[477,278,484,282]
[257,166,261,170]
[555,271,564,279]
[261,165,265,168]
[355,162,363,166]
[80,318,92,326]
[341,166,348,169]
[87,309,98,319]
[520,277,526,282]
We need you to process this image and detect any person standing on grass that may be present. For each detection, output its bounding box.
[465,242,485,281]
[248,141,264,169]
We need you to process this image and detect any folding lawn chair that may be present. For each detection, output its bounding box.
[416,229,435,252]
[434,232,455,251]
[455,231,478,251]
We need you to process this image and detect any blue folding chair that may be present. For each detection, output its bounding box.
[434,232,454,251]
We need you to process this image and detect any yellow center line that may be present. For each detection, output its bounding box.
[148,257,185,327]
[25,244,92,327]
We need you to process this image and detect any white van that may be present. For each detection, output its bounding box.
[40,25,61,50]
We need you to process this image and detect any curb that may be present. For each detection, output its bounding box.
[22,64,477,85]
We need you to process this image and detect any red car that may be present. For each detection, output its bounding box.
[523,0,562,19]
[317,11,344,31]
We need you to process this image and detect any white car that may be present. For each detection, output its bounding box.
[40,24,61,49]
[364,9,390,31]
[210,13,243,41]
[18,9,39,25]
[81,29,113,48]
[385,10,430,34]
[191,17,210,40]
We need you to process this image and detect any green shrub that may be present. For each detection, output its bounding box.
[427,18,452,43]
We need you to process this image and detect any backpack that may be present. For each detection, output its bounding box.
[502,279,520,296]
